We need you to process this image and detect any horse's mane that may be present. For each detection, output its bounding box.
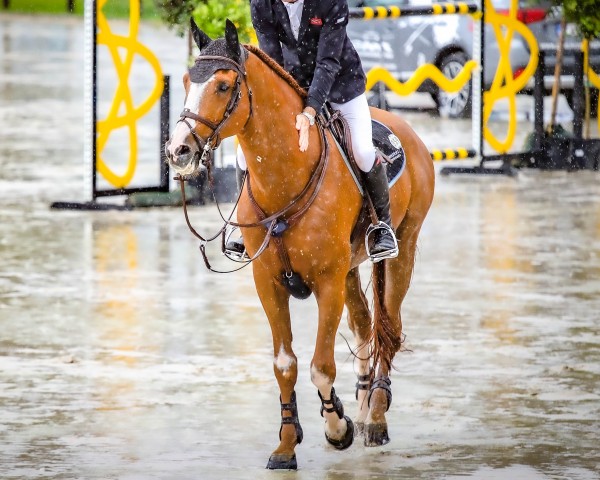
[244,44,307,100]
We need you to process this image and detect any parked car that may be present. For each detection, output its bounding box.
[347,0,599,118]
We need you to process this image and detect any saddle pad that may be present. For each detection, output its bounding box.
[372,120,406,187]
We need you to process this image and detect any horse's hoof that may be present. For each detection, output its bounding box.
[364,423,390,447]
[325,415,354,450]
[266,453,297,470]
[354,421,365,437]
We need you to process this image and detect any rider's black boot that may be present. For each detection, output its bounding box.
[362,159,399,262]
[224,165,247,258]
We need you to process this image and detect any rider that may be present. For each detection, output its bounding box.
[227,0,398,262]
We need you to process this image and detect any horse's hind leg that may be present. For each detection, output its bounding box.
[344,267,373,435]
[312,272,355,450]
[365,216,423,447]
[253,267,302,470]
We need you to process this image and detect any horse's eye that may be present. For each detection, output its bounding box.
[218,83,230,92]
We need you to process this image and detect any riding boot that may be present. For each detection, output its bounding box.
[224,165,247,258]
[362,159,399,262]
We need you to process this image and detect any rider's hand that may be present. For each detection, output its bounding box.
[295,107,316,152]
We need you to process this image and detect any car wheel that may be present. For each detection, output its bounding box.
[565,88,599,119]
[435,51,472,118]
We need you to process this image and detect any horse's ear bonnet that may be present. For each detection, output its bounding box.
[189,19,246,83]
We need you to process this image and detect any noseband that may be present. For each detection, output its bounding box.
[177,53,252,171]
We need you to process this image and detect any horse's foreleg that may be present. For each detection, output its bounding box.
[253,268,301,470]
[365,219,422,447]
[344,267,372,435]
[312,275,354,450]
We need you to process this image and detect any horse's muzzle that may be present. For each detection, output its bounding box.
[167,142,199,175]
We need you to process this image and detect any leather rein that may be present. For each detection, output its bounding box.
[175,50,331,274]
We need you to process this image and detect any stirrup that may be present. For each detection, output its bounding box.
[365,222,399,263]
[223,226,249,261]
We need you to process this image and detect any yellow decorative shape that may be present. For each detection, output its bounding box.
[376,6,388,18]
[366,60,477,96]
[444,3,456,14]
[432,150,444,161]
[482,0,538,153]
[432,4,443,15]
[444,148,457,159]
[389,6,401,17]
[582,40,600,131]
[457,3,469,14]
[96,0,164,188]
[363,7,374,19]
[457,147,469,158]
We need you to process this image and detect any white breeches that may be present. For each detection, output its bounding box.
[236,93,376,173]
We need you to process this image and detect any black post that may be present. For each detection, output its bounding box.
[572,50,584,140]
[479,0,485,166]
[91,0,98,200]
[159,75,170,192]
[571,50,585,169]
[67,0,74,12]
[2,0,9,9]
[534,50,545,149]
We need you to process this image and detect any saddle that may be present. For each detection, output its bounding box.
[322,104,406,190]
[321,104,406,247]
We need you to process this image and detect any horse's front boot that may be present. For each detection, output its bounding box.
[267,392,303,470]
[319,387,354,450]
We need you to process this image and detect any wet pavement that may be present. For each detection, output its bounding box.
[1,14,600,480]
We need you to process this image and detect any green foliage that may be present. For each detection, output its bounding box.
[192,0,253,43]
[154,0,253,41]
[559,0,600,40]
[153,0,196,35]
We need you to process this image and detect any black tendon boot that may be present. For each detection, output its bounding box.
[224,165,248,259]
[362,159,399,262]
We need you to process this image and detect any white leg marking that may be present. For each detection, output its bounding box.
[354,337,371,424]
[311,364,347,440]
[274,344,295,379]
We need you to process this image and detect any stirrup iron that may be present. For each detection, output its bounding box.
[223,226,249,261]
[365,221,399,263]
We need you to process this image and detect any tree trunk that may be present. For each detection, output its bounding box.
[548,16,567,134]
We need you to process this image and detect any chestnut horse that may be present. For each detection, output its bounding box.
[166,20,434,470]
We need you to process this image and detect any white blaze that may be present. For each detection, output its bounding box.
[168,76,214,155]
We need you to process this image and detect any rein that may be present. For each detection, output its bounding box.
[175,50,331,275]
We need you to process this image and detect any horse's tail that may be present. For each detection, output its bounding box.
[371,261,403,373]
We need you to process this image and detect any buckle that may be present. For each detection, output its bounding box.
[365,221,399,263]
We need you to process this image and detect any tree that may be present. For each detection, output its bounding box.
[540,0,600,134]
[154,0,253,59]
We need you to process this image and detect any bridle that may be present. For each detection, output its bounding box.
[176,52,253,174]
[173,49,331,276]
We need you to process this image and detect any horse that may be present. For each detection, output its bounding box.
[166,19,435,470]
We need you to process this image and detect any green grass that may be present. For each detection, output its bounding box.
[2,0,159,19]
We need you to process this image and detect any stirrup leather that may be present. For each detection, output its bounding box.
[223,226,249,261]
[365,221,399,263]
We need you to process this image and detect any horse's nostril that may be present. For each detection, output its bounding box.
[174,144,191,156]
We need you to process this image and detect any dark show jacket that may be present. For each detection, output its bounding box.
[250,0,367,112]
